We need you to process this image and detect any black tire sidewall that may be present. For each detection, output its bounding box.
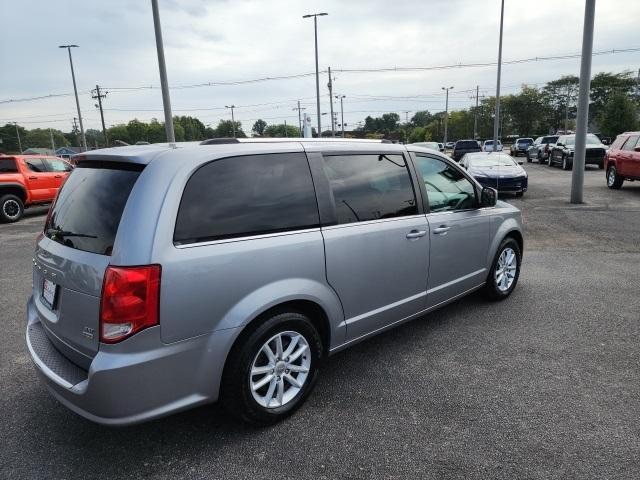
[221,312,323,425]
[485,238,521,300]
[0,194,24,223]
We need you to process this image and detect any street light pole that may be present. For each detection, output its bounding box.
[335,95,346,137]
[49,128,56,152]
[303,13,328,138]
[327,67,335,137]
[570,0,596,204]
[293,101,305,138]
[59,45,87,151]
[493,0,505,152]
[226,105,236,138]
[151,0,175,144]
[442,86,454,145]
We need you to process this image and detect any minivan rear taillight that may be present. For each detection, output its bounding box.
[100,265,161,343]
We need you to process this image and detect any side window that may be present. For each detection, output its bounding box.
[414,156,477,213]
[45,159,72,172]
[610,136,626,150]
[174,153,319,245]
[24,158,46,173]
[622,136,639,151]
[0,158,18,173]
[322,154,418,225]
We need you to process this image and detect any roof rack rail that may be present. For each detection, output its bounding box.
[200,138,240,145]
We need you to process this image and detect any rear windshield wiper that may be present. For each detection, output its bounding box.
[46,228,97,239]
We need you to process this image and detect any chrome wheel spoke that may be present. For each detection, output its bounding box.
[276,377,284,405]
[288,344,308,363]
[284,373,302,388]
[287,364,309,373]
[495,247,517,292]
[251,364,273,376]
[261,343,276,364]
[252,373,274,391]
[283,335,300,358]
[263,378,277,406]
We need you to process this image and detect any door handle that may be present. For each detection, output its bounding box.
[406,230,427,239]
[28,176,37,180]
[433,225,451,235]
[54,175,62,178]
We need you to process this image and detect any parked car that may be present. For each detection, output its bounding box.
[604,132,640,189]
[549,134,606,170]
[411,141,440,152]
[460,152,528,196]
[509,138,534,157]
[0,155,73,222]
[526,135,559,163]
[445,141,455,149]
[437,142,445,153]
[452,139,482,162]
[26,139,523,426]
[482,140,503,152]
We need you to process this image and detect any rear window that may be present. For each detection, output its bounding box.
[456,141,479,149]
[0,158,18,173]
[518,139,533,145]
[45,162,142,255]
[542,136,559,144]
[174,153,319,245]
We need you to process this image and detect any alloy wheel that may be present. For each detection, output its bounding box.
[249,331,311,409]
[607,168,616,187]
[2,199,20,220]
[495,247,517,292]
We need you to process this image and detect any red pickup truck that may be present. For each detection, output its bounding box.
[605,132,640,189]
[0,155,72,222]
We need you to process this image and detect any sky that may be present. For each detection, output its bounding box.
[1,0,639,136]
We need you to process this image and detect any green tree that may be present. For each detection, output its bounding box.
[542,75,579,131]
[147,119,166,143]
[126,119,148,143]
[175,116,206,141]
[107,124,130,145]
[411,110,432,127]
[598,93,638,138]
[252,119,267,136]
[264,123,300,137]
[408,126,427,143]
[589,71,638,128]
[213,120,245,138]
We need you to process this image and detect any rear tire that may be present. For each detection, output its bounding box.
[220,311,323,426]
[606,165,624,189]
[0,194,24,223]
[484,237,521,301]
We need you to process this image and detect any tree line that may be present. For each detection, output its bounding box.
[1,70,637,153]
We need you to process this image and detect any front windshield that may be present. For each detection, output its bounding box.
[565,135,601,146]
[469,155,517,167]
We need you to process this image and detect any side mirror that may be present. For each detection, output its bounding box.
[480,186,498,207]
[518,160,524,165]
[556,142,564,147]
[634,146,640,152]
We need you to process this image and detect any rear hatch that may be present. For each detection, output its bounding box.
[33,161,142,368]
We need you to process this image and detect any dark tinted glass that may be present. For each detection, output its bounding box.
[622,135,639,151]
[518,139,533,145]
[24,157,46,172]
[323,154,417,224]
[456,141,479,149]
[174,153,319,244]
[415,155,476,212]
[542,136,558,144]
[0,158,18,173]
[45,164,141,255]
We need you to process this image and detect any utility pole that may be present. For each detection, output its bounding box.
[72,118,79,147]
[59,45,87,151]
[327,67,335,137]
[471,85,482,139]
[92,85,109,146]
[13,122,22,153]
[284,119,288,137]
[335,95,346,137]
[303,13,328,138]
[151,0,175,144]
[442,86,454,145]
[564,84,572,133]
[225,105,236,138]
[293,101,305,138]
[49,128,56,152]
[570,0,596,204]
[493,0,505,152]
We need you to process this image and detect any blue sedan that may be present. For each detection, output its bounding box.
[460,152,528,196]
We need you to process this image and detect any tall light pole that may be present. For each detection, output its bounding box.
[293,101,305,137]
[570,0,596,204]
[493,0,505,152]
[151,0,175,144]
[442,86,454,145]
[303,12,328,137]
[335,95,346,137]
[225,105,236,138]
[59,45,87,151]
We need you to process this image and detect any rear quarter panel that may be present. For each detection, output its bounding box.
[486,202,523,268]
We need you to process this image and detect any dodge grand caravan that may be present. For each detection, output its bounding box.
[26,139,523,426]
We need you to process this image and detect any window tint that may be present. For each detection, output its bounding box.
[414,156,477,213]
[45,158,72,172]
[45,163,142,255]
[0,158,18,173]
[622,135,639,151]
[174,153,319,244]
[542,136,558,144]
[456,141,479,149]
[24,157,46,172]
[322,154,418,225]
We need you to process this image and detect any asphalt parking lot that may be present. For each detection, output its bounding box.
[1,161,639,479]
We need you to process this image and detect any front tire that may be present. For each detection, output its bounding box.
[606,165,624,189]
[220,311,323,426]
[0,194,24,223]
[484,237,521,300]
[562,155,572,171]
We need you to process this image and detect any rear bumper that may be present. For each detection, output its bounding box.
[26,295,240,426]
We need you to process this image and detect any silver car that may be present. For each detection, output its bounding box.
[26,139,524,426]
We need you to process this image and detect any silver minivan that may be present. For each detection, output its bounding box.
[26,139,523,426]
